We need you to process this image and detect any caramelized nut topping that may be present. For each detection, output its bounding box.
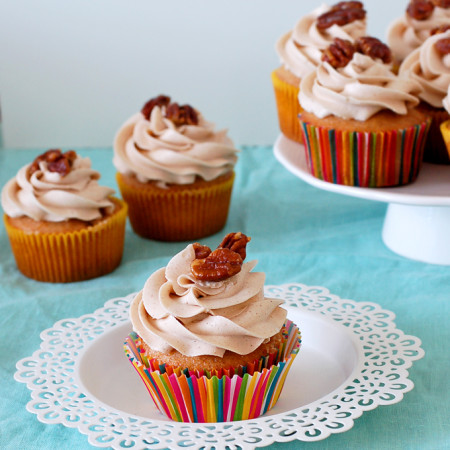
[141,95,171,120]
[165,103,199,126]
[190,232,251,282]
[430,0,450,7]
[322,38,356,68]
[407,0,435,20]
[356,36,392,64]
[317,2,366,30]
[191,248,243,282]
[28,149,77,177]
[430,24,450,35]
[436,37,450,55]
[218,232,251,260]
[192,242,212,259]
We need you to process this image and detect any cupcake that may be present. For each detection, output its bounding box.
[399,30,450,164]
[124,232,301,422]
[1,149,127,282]
[273,1,367,143]
[387,0,450,66]
[298,37,430,187]
[439,85,450,159]
[113,95,238,242]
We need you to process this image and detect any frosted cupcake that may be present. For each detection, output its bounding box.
[299,37,430,187]
[399,30,450,164]
[114,95,238,241]
[124,232,301,422]
[2,149,127,282]
[273,1,367,143]
[387,0,450,65]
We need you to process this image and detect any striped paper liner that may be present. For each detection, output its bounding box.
[300,119,431,187]
[440,120,450,160]
[124,320,301,423]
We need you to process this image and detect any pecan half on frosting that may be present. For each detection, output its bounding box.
[191,232,251,282]
[165,103,199,126]
[436,37,450,55]
[316,1,366,30]
[431,0,450,8]
[141,95,171,120]
[28,149,77,177]
[407,1,435,20]
[356,36,392,64]
[322,38,356,68]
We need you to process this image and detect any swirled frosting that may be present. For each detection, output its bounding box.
[399,30,450,108]
[387,7,450,63]
[113,105,238,187]
[276,4,367,79]
[1,154,115,222]
[129,244,287,357]
[299,52,421,120]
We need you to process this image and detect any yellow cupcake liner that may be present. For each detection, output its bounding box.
[440,119,450,160]
[422,108,450,165]
[271,69,303,144]
[3,198,127,282]
[116,172,235,241]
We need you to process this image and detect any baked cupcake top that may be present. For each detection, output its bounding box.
[299,37,422,120]
[399,30,450,108]
[387,0,450,63]
[129,232,287,357]
[113,95,238,187]
[1,149,115,222]
[276,1,367,79]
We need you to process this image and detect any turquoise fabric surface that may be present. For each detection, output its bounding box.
[0,146,448,450]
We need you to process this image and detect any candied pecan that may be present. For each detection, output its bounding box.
[316,6,366,30]
[217,232,251,260]
[406,1,434,20]
[436,37,450,55]
[356,36,392,63]
[322,38,355,68]
[330,1,364,11]
[191,248,243,282]
[165,103,199,126]
[28,149,77,177]
[430,24,450,35]
[430,0,450,7]
[141,95,171,120]
[192,243,211,259]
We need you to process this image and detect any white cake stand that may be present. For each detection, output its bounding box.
[274,134,450,265]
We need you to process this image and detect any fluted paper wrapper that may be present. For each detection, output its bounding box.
[124,320,301,423]
[116,171,234,242]
[440,120,450,160]
[300,119,431,187]
[271,70,303,144]
[3,198,127,282]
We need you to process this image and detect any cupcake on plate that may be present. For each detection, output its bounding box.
[114,95,238,242]
[1,149,127,282]
[273,1,367,143]
[298,36,430,187]
[439,85,450,159]
[387,0,450,66]
[124,232,301,423]
[399,29,450,164]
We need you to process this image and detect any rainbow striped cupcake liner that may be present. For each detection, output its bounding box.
[124,320,301,423]
[300,120,431,187]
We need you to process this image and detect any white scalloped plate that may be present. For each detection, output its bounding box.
[14,284,424,449]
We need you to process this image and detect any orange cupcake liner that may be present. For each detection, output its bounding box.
[440,120,450,160]
[271,69,303,144]
[300,119,431,187]
[116,172,235,242]
[3,198,127,282]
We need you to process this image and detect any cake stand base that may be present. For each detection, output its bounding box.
[382,204,450,265]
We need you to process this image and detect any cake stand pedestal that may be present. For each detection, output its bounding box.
[274,134,450,265]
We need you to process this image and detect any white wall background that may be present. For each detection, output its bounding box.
[0,0,405,149]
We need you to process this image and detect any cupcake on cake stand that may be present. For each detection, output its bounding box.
[274,134,450,266]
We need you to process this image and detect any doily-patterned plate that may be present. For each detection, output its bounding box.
[14,284,424,449]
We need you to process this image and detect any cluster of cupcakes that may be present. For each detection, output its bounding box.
[273,0,450,187]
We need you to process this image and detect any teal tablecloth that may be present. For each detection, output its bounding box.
[0,146,449,449]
